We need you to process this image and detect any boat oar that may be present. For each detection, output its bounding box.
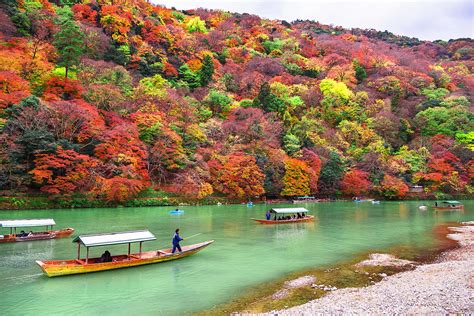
[184,233,202,240]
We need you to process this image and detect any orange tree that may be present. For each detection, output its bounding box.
[281,158,310,197]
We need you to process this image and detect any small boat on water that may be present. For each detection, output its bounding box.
[433,200,464,211]
[36,230,214,277]
[371,200,380,204]
[252,208,314,224]
[0,219,74,243]
[169,209,184,215]
[247,202,253,207]
[292,196,318,204]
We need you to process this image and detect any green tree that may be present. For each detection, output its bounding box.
[203,90,232,117]
[253,82,286,114]
[186,17,207,33]
[199,55,215,86]
[283,133,301,156]
[353,60,367,83]
[318,151,345,195]
[53,7,84,78]
[178,64,200,89]
[415,106,473,137]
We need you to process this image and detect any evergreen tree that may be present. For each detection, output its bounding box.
[353,60,367,83]
[53,7,84,78]
[199,55,214,86]
[253,82,285,113]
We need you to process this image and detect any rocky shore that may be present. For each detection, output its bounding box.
[265,222,474,315]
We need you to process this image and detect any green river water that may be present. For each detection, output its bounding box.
[1,201,472,315]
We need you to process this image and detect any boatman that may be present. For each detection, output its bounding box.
[172,228,183,253]
[265,210,271,220]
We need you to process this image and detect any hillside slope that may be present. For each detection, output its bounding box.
[0,0,472,203]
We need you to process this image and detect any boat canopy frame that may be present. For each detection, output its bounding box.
[73,230,157,264]
[0,219,56,236]
[439,200,461,205]
[270,207,309,214]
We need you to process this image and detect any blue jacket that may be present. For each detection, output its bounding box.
[172,233,183,245]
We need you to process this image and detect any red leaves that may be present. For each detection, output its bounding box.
[341,169,371,196]
[0,71,30,108]
[43,77,83,101]
[30,147,98,195]
[72,4,98,26]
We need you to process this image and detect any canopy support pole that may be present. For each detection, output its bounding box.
[77,242,81,260]
[139,241,143,257]
[128,243,131,259]
[14,227,16,237]
[86,247,89,264]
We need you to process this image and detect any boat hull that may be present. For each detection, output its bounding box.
[252,215,315,224]
[433,205,464,211]
[36,240,214,277]
[0,228,74,243]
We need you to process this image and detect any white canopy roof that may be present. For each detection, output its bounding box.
[270,208,309,214]
[0,219,55,228]
[73,230,156,247]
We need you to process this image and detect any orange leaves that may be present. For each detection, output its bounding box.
[379,174,409,199]
[341,169,371,196]
[281,158,310,197]
[210,152,265,198]
[98,177,146,203]
[0,71,30,109]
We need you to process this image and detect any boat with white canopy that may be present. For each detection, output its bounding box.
[36,230,214,277]
[252,207,314,224]
[0,219,74,243]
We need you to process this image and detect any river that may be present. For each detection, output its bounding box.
[0,201,472,315]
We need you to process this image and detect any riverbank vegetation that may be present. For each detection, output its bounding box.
[0,0,472,206]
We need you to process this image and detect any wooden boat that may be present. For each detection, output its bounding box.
[252,207,314,224]
[433,200,464,211]
[292,196,318,204]
[0,219,74,243]
[36,230,214,277]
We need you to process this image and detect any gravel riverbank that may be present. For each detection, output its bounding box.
[265,222,474,315]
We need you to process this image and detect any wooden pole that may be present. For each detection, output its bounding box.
[77,243,81,260]
[128,243,131,259]
[139,242,142,257]
[86,247,89,264]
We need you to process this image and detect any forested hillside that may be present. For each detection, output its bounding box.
[0,0,473,204]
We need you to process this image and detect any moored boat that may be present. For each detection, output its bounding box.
[252,207,314,224]
[433,200,464,211]
[0,219,74,243]
[36,230,214,277]
[292,196,318,204]
[169,209,184,215]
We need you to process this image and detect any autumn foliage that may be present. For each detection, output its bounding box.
[0,0,472,204]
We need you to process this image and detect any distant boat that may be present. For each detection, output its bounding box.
[252,207,314,224]
[433,201,464,211]
[292,196,318,204]
[217,202,222,206]
[247,202,253,207]
[0,219,74,243]
[371,200,380,204]
[36,230,214,277]
[419,205,428,210]
[354,198,375,203]
[169,209,184,215]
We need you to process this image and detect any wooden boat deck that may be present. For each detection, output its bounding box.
[252,215,315,224]
[36,240,214,277]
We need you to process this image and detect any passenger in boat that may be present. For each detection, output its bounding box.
[172,228,183,253]
[28,231,34,236]
[435,202,438,207]
[266,210,271,220]
[19,230,27,237]
[99,250,112,263]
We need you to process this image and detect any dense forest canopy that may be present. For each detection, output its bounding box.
[0,0,472,203]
